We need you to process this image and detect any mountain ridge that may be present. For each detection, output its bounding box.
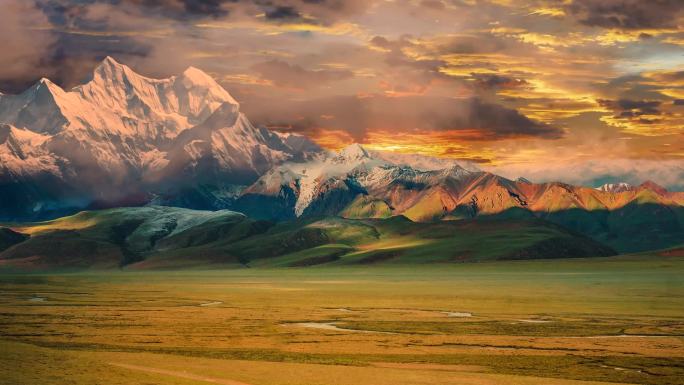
[237,143,683,221]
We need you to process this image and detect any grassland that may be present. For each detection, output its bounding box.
[1,253,683,384]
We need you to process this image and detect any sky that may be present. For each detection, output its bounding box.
[1,0,683,188]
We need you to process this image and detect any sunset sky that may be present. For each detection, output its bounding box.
[2,0,683,187]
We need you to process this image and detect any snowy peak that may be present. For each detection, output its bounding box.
[72,56,239,130]
[0,77,71,135]
[92,56,130,79]
[0,123,53,174]
[36,78,62,92]
[334,143,372,163]
[178,66,239,105]
[180,66,231,98]
[86,56,151,98]
[79,56,170,118]
[173,66,239,122]
[440,163,469,177]
[99,55,123,69]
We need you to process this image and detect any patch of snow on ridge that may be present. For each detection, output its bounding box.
[246,142,478,217]
[247,143,387,217]
[334,143,372,163]
[288,143,386,215]
[596,182,634,193]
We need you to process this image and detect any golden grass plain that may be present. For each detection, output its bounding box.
[1,254,683,384]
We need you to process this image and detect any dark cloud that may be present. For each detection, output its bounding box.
[598,73,668,102]
[264,5,301,20]
[426,97,562,139]
[368,34,524,96]
[431,35,509,55]
[471,74,528,90]
[650,70,684,83]
[0,0,369,92]
[370,34,508,58]
[0,1,56,92]
[599,99,665,125]
[38,0,370,23]
[251,60,353,89]
[565,0,684,30]
[2,0,201,92]
[180,0,232,16]
[253,0,371,25]
[370,36,393,50]
[126,0,232,17]
[0,27,151,93]
[290,0,370,23]
[39,0,232,21]
[673,99,684,106]
[239,94,562,141]
[599,99,663,116]
[369,35,449,79]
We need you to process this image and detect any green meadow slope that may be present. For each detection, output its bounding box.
[0,206,615,271]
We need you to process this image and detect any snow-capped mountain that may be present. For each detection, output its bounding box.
[0,57,322,220]
[237,143,385,218]
[236,143,477,219]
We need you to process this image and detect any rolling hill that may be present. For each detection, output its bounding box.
[0,206,615,271]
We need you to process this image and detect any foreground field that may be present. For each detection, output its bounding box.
[1,254,683,384]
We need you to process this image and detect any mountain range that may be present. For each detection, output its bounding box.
[0,58,682,269]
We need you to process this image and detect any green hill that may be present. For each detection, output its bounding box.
[0,206,616,271]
